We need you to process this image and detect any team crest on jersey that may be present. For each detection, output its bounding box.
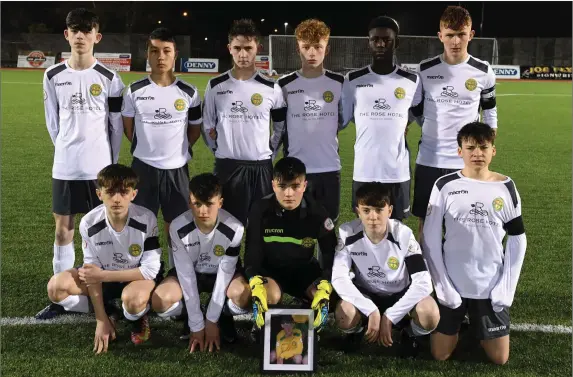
[301,237,315,248]
[394,87,406,99]
[174,98,186,111]
[323,91,334,103]
[251,93,263,106]
[213,245,225,257]
[387,256,399,270]
[90,84,102,96]
[129,244,142,257]
[324,218,334,231]
[492,197,504,211]
[465,78,478,91]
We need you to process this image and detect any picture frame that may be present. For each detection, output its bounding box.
[261,308,317,374]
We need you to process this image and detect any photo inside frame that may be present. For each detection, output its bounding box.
[262,308,315,373]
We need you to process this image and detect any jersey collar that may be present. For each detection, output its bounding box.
[272,195,309,219]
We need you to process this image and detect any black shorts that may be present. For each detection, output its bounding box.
[264,259,322,301]
[214,158,273,226]
[412,164,458,218]
[352,180,411,221]
[131,157,190,223]
[436,298,510,340]
[166,267,246,292]
[306,171,341,222]
[52,179,101,215]
[355,285,410,323]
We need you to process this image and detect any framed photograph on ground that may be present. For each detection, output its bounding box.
[261,308,316,374]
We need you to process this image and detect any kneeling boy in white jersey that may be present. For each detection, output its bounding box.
[45,164,163,353]
[151,173,250,353]
[332,182,439,357]
[423,122,527,365]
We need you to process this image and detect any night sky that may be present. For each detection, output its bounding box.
[2,1,572,40]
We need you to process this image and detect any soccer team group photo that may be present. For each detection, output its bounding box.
[2,1,571,376]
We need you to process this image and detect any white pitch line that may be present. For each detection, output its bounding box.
[497,93,571,97]
[1,314,571,334]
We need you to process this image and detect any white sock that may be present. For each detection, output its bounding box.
[56,295,90,313]
[123,303,150,321]
[168,247,174,269]
[410,318,434,337]
[157,300,183,318]
[226,298,249,315]
[53,243,75,274]
[339,323,364,334]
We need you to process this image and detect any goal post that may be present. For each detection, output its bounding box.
[269,34,498,75]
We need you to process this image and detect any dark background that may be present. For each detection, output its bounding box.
[2,1,571,38]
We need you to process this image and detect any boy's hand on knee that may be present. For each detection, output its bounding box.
[79,264,105,284]
[365,309,381,343]
[379,314,393,347]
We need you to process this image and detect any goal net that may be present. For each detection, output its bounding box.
[269,35,498,75]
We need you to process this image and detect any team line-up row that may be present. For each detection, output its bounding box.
[35,5,525,366]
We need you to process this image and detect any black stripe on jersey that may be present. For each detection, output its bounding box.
[504,180,519,208]
[349,67,369,82]
[178,221,197,239]
[131,78,151,93]
[128,218,147,233]
[436,173,461,191]
[227,246,240,257]
[396,68,417,83]
[46,63,67,81]
[410,101,423,117]
[144,236,160,251]
[387,232,401,250]
[481,97,496,110]
[210,73,230,89]
[87,219,107,237]
[217,222,236,241]
[467,57,489,73]
[176,81,196,98]
[271,107,287,122]
[93,63,114,81]
[420,57,441,72]
[405,254,427,275]
[504,216,525,236]
[188,105,201,121]
[255,74,275,89]
[325,70,344,84]
[278,72,298,88]
[108,96,122,112]
[345,231,364,246]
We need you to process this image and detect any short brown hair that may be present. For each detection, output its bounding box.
[440,5,472,30]
[228,18,260,43]
[295,19,330,43]
[97,164,138,194]
[356,182,392,209]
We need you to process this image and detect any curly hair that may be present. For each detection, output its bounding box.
[228,18,260,43]
[440,5,472,30]
[295,19,330,43]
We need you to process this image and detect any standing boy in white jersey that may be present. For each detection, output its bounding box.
[332,182,439,357]
[423,122,526,365]
[37,8,125,319]
[271,19,344,223]
[412,6,498,242]
[122,27,202,269]
[341,16,422,222]
[202,19,286,226]
[151,173,250,351]
[43,164,163,352]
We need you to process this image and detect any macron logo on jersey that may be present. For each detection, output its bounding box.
[55,81,72,86]
[350,251,367,256]
[136,96,155,100]
[217,90,233,95]
[287,89,305,95]
[448,190,469,196]
[356,84,374,88]
[426,75,444,80]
